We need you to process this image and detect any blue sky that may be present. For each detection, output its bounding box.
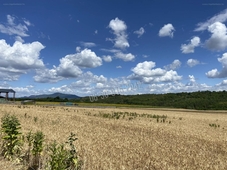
[1,0,227,97]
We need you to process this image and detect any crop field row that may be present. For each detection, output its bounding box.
[0,104,227,169]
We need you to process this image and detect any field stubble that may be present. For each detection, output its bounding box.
[0,104,227,169]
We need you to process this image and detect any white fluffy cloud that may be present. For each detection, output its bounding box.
[206,53,227,78]
[187,59,200,67]
[205,22,227,51]
[0,15,30,37]
[115,52,135,61]
[132,61,162,77]
[62,48,102,68]
[44,75,142,96]
[189,75,195,81]
[212,79,227,91]
[216,79,227,86]
[0,40,45,81]
[134,27,145,37]
[164,59,181,70]
[195,8,227,31]
[158,23,175,38]
[56,58,83,78]
[34,49,102,82]
[33,68,64,83]
[148,78,210,93]
[181,37,200,53]
[108,18,129,49]
[0,40,45,69]
[103,55,112,62]
[129,61,182,83]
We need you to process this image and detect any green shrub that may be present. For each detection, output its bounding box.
[31,131,44,169]
[1,114,22,160]
[47,132,82,170]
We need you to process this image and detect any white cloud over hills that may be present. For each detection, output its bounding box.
[206,53,227,78]
[129,61,182,83]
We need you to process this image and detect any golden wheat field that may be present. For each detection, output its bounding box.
[0,104,227,170]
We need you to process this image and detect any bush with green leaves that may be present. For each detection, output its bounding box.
[47,132,82,170]
[1,113,22,160]
[66,132,82,169]
[31,131,45,169]
[47,141,69,170]
[23,131,33,166]
[0,114,83,169]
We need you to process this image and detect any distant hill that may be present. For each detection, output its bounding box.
[21,92,80,99]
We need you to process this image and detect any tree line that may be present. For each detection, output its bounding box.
[17,90,227,110]
[79,90,227,110]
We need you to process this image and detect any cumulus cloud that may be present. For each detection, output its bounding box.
[181,37,200,53]
[0,15,30,37]
[115,52,135,61]
[33,68,64,83]
[116,66,122,69]
[44,73,141,96]
[189,75,196,82]
[34,49,102,83]
[212,79,227,92]
[129,61,182,83]
[62,48,102,68]
[148,79,210,93]
[96,82,104,88]
[48,85,74,94]
[84,71,107,83]
[108,17,129,49]
[158,23,175,38]
[101,48,135,61]
[132,61,162,77]
[216,79,227,86]
[187,59,200,67]
[195,8,227,31]
[103,55,112,62]
[0,40,45,70]
[205,22,227,51]
[56,58,83,78]
[0,40,45,81]
[134,27,145,37]
[164,59,181,70]
[206,53,227,78]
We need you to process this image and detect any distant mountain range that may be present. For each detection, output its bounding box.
[21,93,80,99]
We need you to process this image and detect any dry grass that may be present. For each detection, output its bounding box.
[0,104,227,169]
